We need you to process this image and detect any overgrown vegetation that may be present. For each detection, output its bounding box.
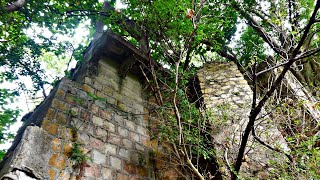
[70,127,91,178]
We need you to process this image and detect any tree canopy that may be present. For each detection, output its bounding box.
[1,0,320,178]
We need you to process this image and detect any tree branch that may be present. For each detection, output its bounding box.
[294,47,320,61]
[256,61,289,76]
[4,0,26,12]
[292,0,320,56]
[232,2,285,57]
[232,2,320,178]
[252,126,293,162]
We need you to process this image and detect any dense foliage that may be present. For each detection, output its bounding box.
[1,0,320,178]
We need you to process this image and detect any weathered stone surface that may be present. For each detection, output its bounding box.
[2,170,38,180]
[92,115,104,126]
[101,168,113,179]
[118,126,129,137]
[119,148,130,159]
[129,132,140,143]
[110,156,122,170]
[1,33,156,180]
[105,143,117,155]
[104,121,116,132]
[92,150,107,165]
[41,119,59,135]
[198,62,289,178]
[49,153,66,170]
[122,139,133,149]
[84,164,101,178]
[0,126,54,179]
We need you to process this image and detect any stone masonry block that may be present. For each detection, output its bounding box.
[105,143,117,155]
[91,137,105,151]
[65,94,77,105]
[95,127,108,141]
[82,84,95,94]
[100,109,112,120]
[49,153,67,170]
[135,143,144,151]
[136,126,146,136]
[125,121,136,131]
[114,114,125,125]
[112,92,123,102]
[48,168,56,180]
[84,164,101,178]
[56,111,68,125]
[59,126,74,141]
[41,119,59,135]
[93,82,103,91]
[77,132,90,144]
[110,156,122,170]
[51,138,62,152]
[45,108,56,120]
[129,132,140,143]
[55,89,66,99]
[104,121,116,132]
[96,91,108,100]
[63,142,73,156]
[78,90,90,101]
[80,109,91,121]
[84,77,93,85]
[122,139,133,149]
[117,101,127,111]
[106,96,117,105]
[80,123,95,136]
[52,99,69,111]
[101,168,114,179]
[90,104,100,115]
[59,170,71,180]
[102,86,113,96]
[92,149,107,165]
[95,100,106,109]
[92,115,104,126]
[117,173,128,180]
[118,126,129,137]
[70,106,80,117]
[108,133,121,145]
[119,148,130,159]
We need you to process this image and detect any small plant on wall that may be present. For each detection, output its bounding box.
[70,128,91,178]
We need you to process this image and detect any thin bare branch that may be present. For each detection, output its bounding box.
[256,61,289,76]
[294,47,320,61]
[292,0,320,56]
[232,2,285,57]
[252,126,292,162]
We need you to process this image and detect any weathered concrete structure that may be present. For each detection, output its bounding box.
[0,32,288,179]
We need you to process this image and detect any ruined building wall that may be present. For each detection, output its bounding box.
[0,33,289,180]
[0,33,154,179]
[198,62,289,178]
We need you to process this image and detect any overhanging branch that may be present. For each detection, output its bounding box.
[4,0,26,12]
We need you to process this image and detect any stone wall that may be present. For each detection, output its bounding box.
[0,33,153,180]
[198,62,289,178]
